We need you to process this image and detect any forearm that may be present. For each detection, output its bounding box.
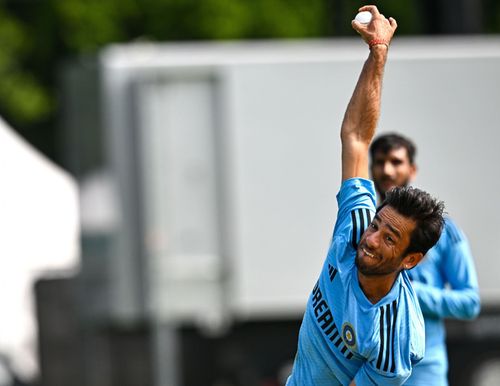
[413,282,481,320]
[415,226,481,320]
[341,46,388,181]
[340,6,396,181]
[341,45,388,146]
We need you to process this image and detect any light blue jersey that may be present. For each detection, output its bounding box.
[287,178,425,386]
[404,218,480,386]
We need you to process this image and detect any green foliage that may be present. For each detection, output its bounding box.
[53,0,141,53]
[0,8,52,123]
[0,9,27,65]
[51,0,329,51]
[0,0,331,132]
[132,0,328,41]
[0,0,498,162]
[484,0,500,33]
[0,71,52,123]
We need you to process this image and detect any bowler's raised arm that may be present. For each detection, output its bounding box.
[341,5,397,181]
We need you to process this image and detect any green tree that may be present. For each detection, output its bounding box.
[0,0,497,163]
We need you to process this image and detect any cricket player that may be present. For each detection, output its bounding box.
[286,5,445,385]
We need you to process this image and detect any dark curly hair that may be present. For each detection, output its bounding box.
[377,186,445,256]
[370,133,417,164]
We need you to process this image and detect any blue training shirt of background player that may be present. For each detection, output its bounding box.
[404,218,480,386]
[286,178,425,386]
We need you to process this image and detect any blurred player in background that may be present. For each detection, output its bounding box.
[369,133,481,386]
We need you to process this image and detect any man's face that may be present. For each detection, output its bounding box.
[371,147,416,198]
[356,205,417,276]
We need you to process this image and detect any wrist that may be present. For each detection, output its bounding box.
[368,43,389,62]
[368,39,389,50]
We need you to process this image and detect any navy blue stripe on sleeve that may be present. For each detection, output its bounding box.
[351,208,372,249]
[359,209,366,242]
[351,210,358,249]
[383,304,392,372]
[376,301,398,373]
[390,299,398,373]
[364,208,372,228]
[376,306,385,369]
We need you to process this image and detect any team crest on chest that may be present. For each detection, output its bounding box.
[342,322,357,349]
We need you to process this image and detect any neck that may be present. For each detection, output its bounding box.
[357,270,399,304]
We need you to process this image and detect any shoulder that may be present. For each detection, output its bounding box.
[372,298,399,366]
[400,273,425,360]
[439,217,467,245]
[334,178,376,250]
[378,275,424,369]
[337,178,376,207]
[356,276,424,382]
[444,217,466,241]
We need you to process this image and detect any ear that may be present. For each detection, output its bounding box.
[409,163,417,183]
[401,252,424,270]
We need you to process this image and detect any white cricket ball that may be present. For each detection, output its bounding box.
[354,11,372,24]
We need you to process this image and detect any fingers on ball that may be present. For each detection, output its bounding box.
[358,5,380,16]
[351,20,363,33]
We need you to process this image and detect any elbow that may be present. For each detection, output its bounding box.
[341,133,371,154]
[340,129,372,145]
[340,128,356,144]
[470,297,481,319]
[462,294,481,320]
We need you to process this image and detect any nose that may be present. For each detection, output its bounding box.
[382,161,394,177]
[365,229,380,249]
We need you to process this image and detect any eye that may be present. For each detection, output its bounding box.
[385,235,395,244]
[369,222,377,230]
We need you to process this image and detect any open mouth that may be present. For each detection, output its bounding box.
[362,247,378,260]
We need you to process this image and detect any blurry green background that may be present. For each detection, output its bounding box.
[0,0,499,165]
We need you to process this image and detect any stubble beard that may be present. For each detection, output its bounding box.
[355,249,404,277]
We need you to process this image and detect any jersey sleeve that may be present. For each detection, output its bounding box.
[330,178,376,269]
[354,293,424,386]
[353,338,423,386]
[412,218,481,320]
[354,363,411,386]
